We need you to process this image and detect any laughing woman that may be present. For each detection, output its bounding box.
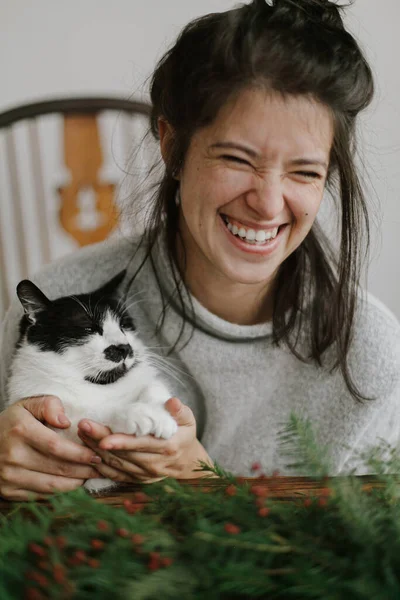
[0,0,399,500]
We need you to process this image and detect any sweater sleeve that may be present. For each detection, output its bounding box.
[0,236,138,410]
[335,293,400,475]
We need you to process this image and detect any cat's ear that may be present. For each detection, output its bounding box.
[16,280,51,324]
[95,270,127,299]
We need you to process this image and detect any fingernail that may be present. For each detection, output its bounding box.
[57,414,70,425]
[91,456,102,464]
[80,422,91,433]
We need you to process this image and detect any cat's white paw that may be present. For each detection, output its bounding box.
[114,404,178,439]
[84,477,117,494]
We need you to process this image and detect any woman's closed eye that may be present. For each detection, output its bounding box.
[295,171,323,180]
[221,154,251,166]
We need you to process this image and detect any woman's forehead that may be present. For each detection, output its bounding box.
[203,88,334,157]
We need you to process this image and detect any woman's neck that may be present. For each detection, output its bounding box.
[190,277,273,325]
[176,239,274,326]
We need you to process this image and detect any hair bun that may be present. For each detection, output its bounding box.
[254,0,346,32]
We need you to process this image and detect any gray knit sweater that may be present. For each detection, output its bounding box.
[1,233,399,476]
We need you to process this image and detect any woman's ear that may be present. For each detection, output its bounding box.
[158,118,179,178]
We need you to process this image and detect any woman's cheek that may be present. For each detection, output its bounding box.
[287,184,323,222]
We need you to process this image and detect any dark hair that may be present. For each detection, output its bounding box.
[135,0,375,402]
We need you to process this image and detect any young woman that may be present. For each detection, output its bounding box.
[0,0,399,500]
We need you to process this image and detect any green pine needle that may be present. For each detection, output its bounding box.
[1,414,400,599]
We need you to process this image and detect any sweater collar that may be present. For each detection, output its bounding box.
[151,230,273,342]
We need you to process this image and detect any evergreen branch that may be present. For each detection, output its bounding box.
[193,531,302,554]
[277,412,332,477]
[2,415,400,598]
[193,460,238,483]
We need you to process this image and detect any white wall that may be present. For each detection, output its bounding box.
[0,0,399,318]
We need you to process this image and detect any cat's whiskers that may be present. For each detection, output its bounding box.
[144,351,190,388]
[70,296,93,319]
[116,291,143,315]
[119,293,146,315]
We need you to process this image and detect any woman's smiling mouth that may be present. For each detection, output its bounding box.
[220,214,288,253]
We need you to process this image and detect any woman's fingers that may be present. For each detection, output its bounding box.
[0,466,85,499]
[80,433,160,478]
[9,443,102,480]
[94,456,166,484]
[77,419,112,440]
[92,460,144,482]
[77,420,171,453]
[14,416,102,467]
[98,434,168,453]
[0,402,103,500]
[19,395,71,429]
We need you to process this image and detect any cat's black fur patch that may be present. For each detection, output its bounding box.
[16,270,135,355]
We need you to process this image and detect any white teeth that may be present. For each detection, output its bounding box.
[223,214,281,244]
[245,229,256,241]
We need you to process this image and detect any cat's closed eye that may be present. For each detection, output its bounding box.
[84,325,103,335]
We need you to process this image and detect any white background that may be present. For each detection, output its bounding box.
[0,0,399,319]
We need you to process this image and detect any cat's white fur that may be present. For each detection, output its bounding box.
[7,310,178,493]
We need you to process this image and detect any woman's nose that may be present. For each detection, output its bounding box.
[245,177,285,220]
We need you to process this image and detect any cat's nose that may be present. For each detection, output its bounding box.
[104,344,133,363]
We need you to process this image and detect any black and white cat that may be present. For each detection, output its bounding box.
[6,270,178,493]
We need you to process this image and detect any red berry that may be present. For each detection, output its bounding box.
[116,528,130,538]
[224,523,241,535]
[132,534,145,545]
[251,462,262,472]
[25,588,45,600]
[148,557,161,571]
[28,543,47,558]
[150,552,160,560]
[250,485,268,498]
[43,536,53,547]
[88,558,100,569]
[258,507,270,517]
[320,487,332,498]
[133,492,151,503]
[91,539,105,550]
[160,557,174,568]
[97,520,109,531]
[53,564,66,584]
[225,484,237,496]
[26,571,49,588]
[55,536,66,549]
[125,504,137,514]
[318,497,328,508]
[73,550,87,564]
[304,498,312,508]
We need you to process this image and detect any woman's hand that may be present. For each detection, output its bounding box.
[0,396,103,501]
[77,397,213,483]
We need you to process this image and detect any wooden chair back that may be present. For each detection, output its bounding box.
[0,97,152,318]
